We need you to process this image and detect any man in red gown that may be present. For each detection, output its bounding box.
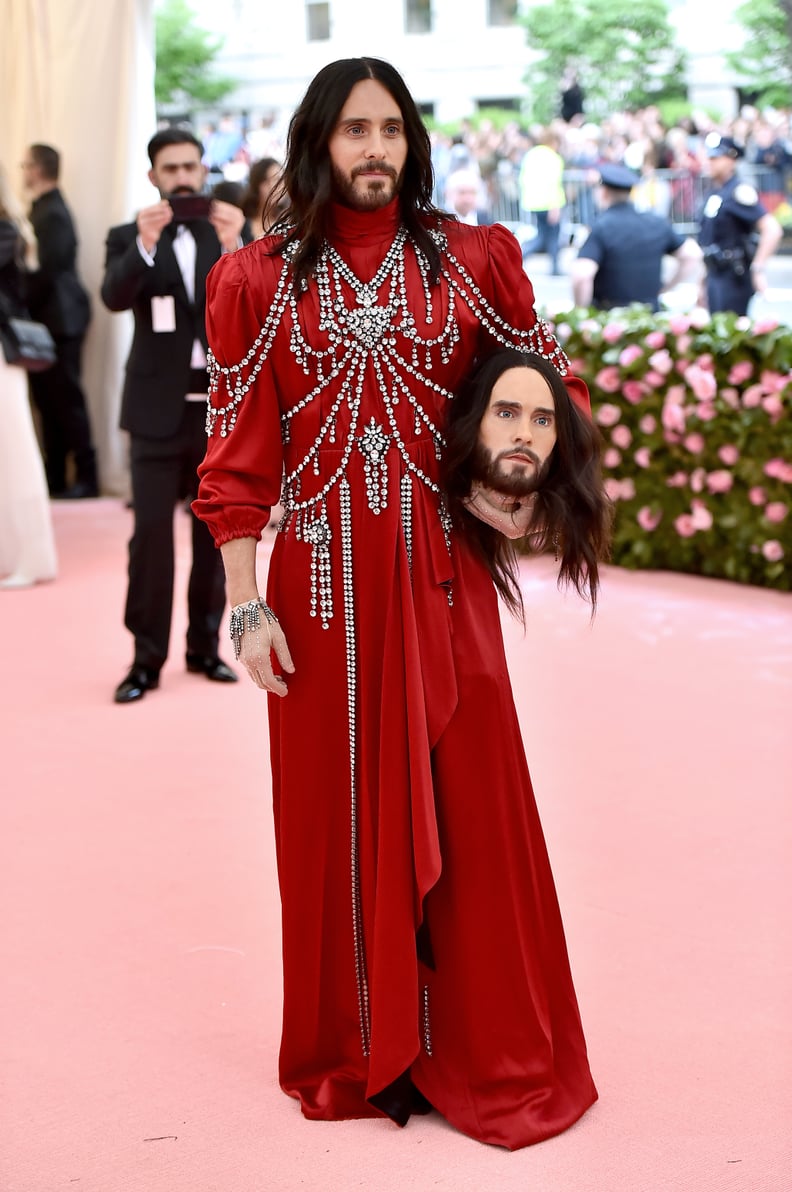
[194,57,600,1150]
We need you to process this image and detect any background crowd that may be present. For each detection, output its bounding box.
[1,92,790,594]
[199,100,792,243]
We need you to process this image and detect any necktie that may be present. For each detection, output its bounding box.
[172,224,196,304]
[171,225,206,371]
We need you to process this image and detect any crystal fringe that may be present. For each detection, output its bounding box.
[341,477,371,1056]
[421,984,433,1057]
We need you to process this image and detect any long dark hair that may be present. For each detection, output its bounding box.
[242,157,283,227]
[444,350,613,620]
[271,57,448,288]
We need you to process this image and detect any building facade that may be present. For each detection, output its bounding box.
[183,0,747,137]
[186,0,533,130]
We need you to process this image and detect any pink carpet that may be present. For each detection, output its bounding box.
[2,499,790,1192]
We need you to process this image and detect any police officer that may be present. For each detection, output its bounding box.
[571,163,702,310]
[699,132,782,315]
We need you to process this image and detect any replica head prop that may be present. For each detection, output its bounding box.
[444,350,612,617]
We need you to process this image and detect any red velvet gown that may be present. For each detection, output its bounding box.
[194,199,598,1149]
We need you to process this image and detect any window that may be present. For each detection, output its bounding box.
[405,0,431,34]
[476,97,520,112]
[306,1,330,41]
[487,0,517,26]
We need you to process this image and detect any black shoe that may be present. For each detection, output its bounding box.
[52,481,99,500]
[114,665,160,704]
[185,653,238,683]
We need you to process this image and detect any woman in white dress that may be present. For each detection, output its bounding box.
[0,164,57,588]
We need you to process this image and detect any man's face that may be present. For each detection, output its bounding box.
[448,182,478,216]
[20,152,42,193]
[328,78,408,211]
[472,367,558,496]
[706,152,735,184]
[148,143,206,199]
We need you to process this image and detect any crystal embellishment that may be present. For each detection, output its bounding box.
[344,300,392,350]
[358,418,391,514]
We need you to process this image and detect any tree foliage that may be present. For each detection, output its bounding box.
[727,0,792,108]
[521,0,686,124]
[155,0,236,109]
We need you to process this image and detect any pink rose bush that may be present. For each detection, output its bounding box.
[611,425,633,450]
[602,321,628,344]
[595,402,622,427]
[718,445,740,465]
[728,360,754,385]
[637,506,663,531]
[685,365,718,401]
[648,349,674,375]
[765,459,792,483]
[683,433,705,455]
[619,344,644,367]
[546,305,792,589]
[622,380,646,404]
[706,470,734,494]
[595,366,621,393]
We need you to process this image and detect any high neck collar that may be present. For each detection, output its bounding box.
[328,197,402,245]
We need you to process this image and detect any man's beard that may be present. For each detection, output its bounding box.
[470,442,549,497]
[332,161,402,210]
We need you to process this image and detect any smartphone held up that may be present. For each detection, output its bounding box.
[169,193,213,222]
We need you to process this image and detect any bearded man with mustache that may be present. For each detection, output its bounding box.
[445,349,612,621]
[102,128,251,705]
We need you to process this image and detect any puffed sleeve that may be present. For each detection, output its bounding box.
[483,222,591,417]
[193,245,285,545]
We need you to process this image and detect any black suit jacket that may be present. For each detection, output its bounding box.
[27,188,91,338]
[101,219,243,439]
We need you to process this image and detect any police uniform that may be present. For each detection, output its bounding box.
[699,135,767,315]
[577,164,686,310]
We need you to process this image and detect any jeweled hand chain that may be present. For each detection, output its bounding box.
[229,597,278,660]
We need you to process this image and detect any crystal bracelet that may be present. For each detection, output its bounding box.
[229,598,278,660]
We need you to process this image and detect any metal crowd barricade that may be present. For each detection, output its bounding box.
[487,164,791,243]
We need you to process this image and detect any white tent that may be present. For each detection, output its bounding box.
[2,0,159,493]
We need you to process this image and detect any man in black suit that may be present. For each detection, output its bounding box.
[102,128,247,703]
[22,144,97,498]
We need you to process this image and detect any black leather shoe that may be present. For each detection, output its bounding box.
[185,653,238,683]
[51,481,99,499]
[114,665,160,704]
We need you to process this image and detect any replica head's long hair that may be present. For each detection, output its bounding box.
[270,57,448,288]
[444,350,613,621]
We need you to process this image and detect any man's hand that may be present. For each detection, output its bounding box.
[238,615,295,696]
[136,199,173,254]
[209,199,246,252]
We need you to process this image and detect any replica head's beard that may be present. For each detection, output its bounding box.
[470,441,550,497]
[332,160,403,210]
